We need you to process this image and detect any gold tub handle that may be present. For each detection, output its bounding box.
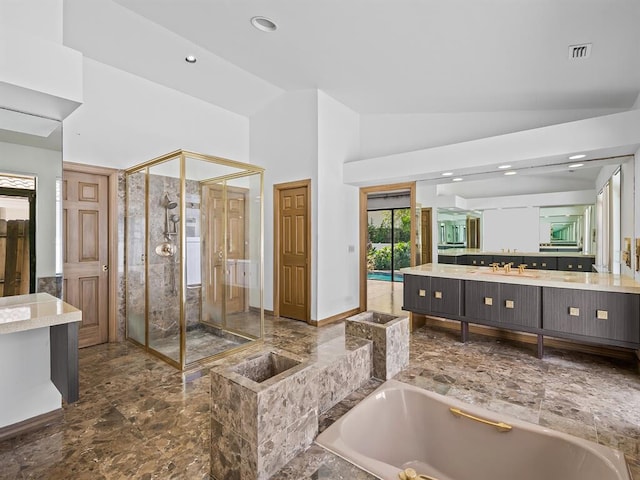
[398,468,440,480]
[449,407,512,432]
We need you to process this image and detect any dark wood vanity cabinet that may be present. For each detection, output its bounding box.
[403,274,640,354]
[438,254,594,272]
[402,275,463,316]
[543,287,640,345]
[464,281,541,329]
[403,274,431,313]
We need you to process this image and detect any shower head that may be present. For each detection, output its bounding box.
[170,214,180,223]
[164,194,178,209]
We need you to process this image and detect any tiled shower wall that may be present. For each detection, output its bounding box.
[119,171,202,343]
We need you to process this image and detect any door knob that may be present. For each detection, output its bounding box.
[102,265,109,272]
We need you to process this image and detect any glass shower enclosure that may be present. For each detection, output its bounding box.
[125,150,263,369]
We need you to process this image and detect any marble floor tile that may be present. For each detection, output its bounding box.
[1,307,639,480]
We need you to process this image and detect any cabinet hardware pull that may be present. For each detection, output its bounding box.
[568,264,573,268]
[578,265,583,269]
[418,289,426,297]
[505,300,515,309]
[434,291,442,299]
[596,310,608,320]
[541,263,546,267]
[532,262,537,267]
[569,307,580,316]
[484,297,493,306]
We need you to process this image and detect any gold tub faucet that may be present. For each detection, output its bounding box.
[504,262,513,273]
[398,468,440,480]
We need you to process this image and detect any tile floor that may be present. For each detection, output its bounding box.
[1,292,639,479]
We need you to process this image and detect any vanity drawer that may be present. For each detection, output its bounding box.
[464,281,500,322]
[542,288,640,343]
[468,255,492,267]
[403,275,430,313]
[522,256,556,270]
[430,278,464,316]
[557,257,594,272]
[499,284,541,329]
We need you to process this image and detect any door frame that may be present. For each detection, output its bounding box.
[63,162,119,343]
[421,207,433,265]
[273,179,311,321]
[359,182,416,312]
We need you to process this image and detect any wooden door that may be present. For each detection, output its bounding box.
[467,217,480,249]
[277,182,310,321]
[203,184,246,324]
[421,208,432,264]
[63,170,109,348]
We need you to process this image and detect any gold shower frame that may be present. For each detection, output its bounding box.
[124,150,264,370]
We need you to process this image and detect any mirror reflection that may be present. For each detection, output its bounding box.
[0,108,63,296]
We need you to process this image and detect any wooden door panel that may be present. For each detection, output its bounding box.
[63,170,109,348]
[278,184,309,321]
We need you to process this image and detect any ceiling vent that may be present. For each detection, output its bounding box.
[569,43,592,60]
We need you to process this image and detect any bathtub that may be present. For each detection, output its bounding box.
[315,379,631,480]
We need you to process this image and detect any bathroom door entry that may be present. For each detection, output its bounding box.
[274,180,310,322]
[202,183,247,326]
[63,169,109,348]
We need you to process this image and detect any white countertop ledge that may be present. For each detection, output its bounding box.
[0,293,82,335]
[402,264,640,294]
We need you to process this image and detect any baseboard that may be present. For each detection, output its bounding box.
[416,314,637,361]
[309,307,361,327]
[0,408,63,442]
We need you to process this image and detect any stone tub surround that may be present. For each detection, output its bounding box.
[210,337,372,479]
[403,263,640,294]
[346,310,409,380]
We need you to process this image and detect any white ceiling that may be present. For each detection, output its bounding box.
[61,0,640,196]
[103,0,640,115]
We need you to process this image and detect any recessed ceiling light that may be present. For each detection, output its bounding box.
[185,55,197,63]
[568,154,586,160]
[251,16,278,32]
[498,164,511,169]
[452,177,463,182]
[504,171,517,176]
[441,172,453,176]
[568,163,584,168]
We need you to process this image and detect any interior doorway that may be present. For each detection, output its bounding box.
[359,182,416,315]
[273,179,311,322]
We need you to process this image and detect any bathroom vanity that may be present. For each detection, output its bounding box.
[0,293,81,440]
[438,248,595,272]
[402,264,640,357]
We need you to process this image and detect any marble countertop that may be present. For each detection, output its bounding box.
[402,264,640,294]
[437,248,594,258]
[0,293,81,335]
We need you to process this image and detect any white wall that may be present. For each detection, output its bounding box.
[250,90,319,314]
[0,142,60,278]
[316,91,360,320]
[482,208,541,253]
[64,58,249,168]
[359,109,625,160]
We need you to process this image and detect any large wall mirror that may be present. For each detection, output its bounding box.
[0,108,62,296]
[437,204,595,254]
